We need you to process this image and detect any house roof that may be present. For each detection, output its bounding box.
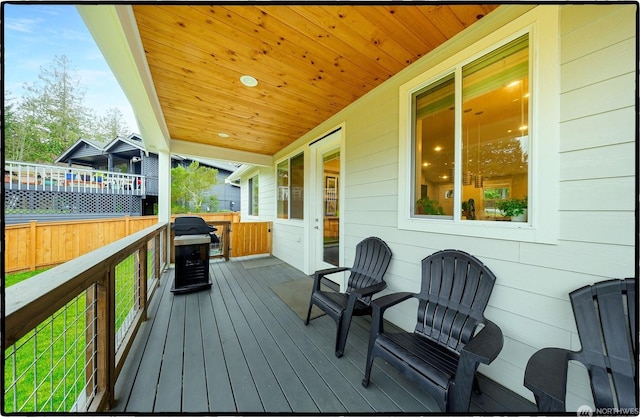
[77,4,499,166]
[55,134,145,165]
[103,134,146,154]
[55,137,110,165]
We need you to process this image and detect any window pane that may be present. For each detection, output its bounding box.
[413,73,455,217]
[277,160,288,219]
[461,35,529,221]
[290,153,304,219]
[249,176,259,216]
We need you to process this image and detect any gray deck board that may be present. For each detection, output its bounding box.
[182,294,209,412]
[154,292,185,411]
[113,257,536,414]
[196,288,237,412]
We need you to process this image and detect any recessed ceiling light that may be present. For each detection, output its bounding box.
[218,132,230,138]
[434,146,442,152]
[240,75,258,87]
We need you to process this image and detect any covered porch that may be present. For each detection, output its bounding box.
[4,3,635,414]
[112,257,535,413]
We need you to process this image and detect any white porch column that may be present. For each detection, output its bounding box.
[157,150,172,261]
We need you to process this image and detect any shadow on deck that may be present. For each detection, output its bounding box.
[112,257,536,413]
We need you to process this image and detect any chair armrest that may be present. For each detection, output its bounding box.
[369,292,415,334]
[350,281,387,298]
[311,266,350,291]
[371,291,415,311]
[461,319,503,365]
[524,347,572,412]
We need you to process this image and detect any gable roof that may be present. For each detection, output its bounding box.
[103,134,147,153]
[55,137,110,164]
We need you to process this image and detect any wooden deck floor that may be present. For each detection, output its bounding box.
[112,257,537,413]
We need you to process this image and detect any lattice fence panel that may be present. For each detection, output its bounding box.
[5,190,142,215]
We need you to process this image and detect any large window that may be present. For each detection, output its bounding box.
[248,175,258,216]
[277,153,304,220]
[412,35,529,222]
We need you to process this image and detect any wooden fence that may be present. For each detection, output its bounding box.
[4,213,272,273]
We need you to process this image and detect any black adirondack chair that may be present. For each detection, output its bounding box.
[524,278,636,412]
[361,249,503,413]
[304,236,392,358]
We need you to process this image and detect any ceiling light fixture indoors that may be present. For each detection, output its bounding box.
[240,75,258,87]
[218,132,230,138]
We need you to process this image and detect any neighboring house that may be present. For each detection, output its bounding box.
[56,134,159,214]
[226,5,636,408]
[56,134,240,215]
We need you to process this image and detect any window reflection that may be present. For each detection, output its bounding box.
[462,35,529,221]
[411,34,530,222]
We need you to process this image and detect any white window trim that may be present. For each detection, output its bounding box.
[274,151,306,223]
[398,6,559,244]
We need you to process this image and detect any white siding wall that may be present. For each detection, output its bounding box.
[240,4,636,408]
[238,165,307,271]
[239,165,275,221]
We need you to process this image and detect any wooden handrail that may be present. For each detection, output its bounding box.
[3,222,169,412]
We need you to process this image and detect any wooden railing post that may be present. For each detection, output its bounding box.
[137,245,148,320]
[223,222,230,261]
[28,220,37,271]
[154,233,161,284]
[85,285,96,402]
[94,269,116,411]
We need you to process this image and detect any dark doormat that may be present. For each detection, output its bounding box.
[240,256,283,269]
[270,278,336,321]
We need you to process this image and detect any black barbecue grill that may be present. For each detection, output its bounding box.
[173,216,219,243]
[172,216,214,294]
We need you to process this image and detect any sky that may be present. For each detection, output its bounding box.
[3,3,140,134]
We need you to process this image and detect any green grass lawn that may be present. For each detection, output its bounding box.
[4,268,51,287]
[4,254,142,413]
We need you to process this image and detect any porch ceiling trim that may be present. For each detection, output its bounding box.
[77,4,171,153]
[171,138,272,167]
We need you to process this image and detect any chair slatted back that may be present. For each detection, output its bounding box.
[415,250,496,352]
[346,237,392,304]
[570,278,636,409]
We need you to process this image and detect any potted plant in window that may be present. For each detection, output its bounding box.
[416,196,445,215]
[496,196,528,222]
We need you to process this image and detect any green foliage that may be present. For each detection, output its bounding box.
[4,55,130,163]
[91,107,131,141]
[4,268,51,287]
[496,196,528,217]
[416,196,445,215]
[171,161,219,213]
[4,255,142,412]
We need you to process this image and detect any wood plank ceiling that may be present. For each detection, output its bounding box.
[132,4,499,157]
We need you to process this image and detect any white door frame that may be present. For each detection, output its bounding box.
[308,124,345,287]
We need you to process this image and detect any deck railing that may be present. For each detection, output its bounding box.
[3,223,168,412]
[4,161,144,196]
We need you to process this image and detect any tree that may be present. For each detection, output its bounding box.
[3,92,25,160]
[92,107,131,141]
[5,55,90,162]
[171,161,219,213]
[5,55,134,163]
